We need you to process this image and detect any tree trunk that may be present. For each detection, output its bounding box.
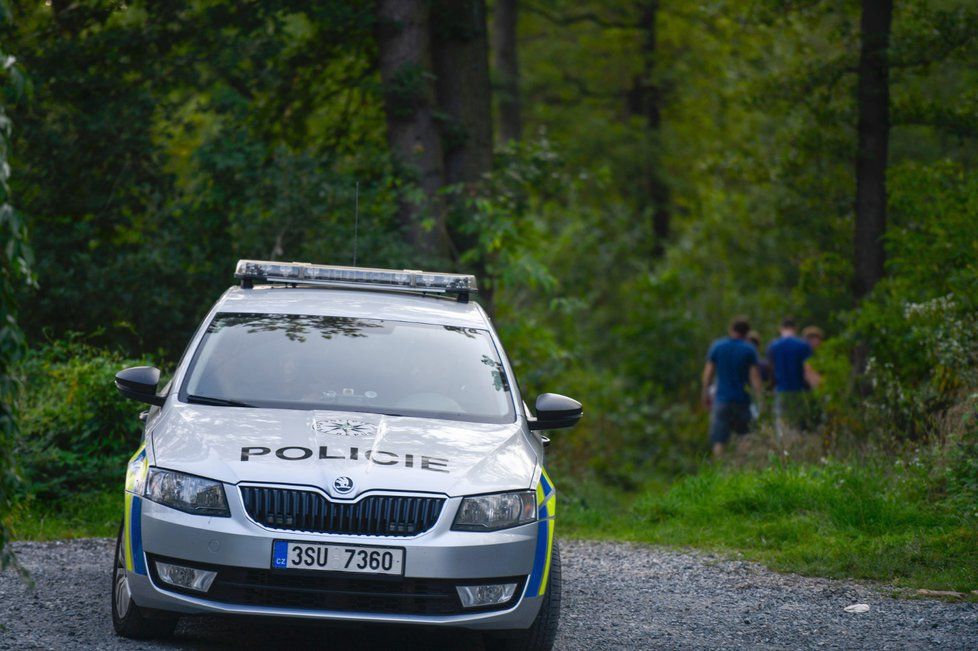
[628,0,670,257]
[375,0,450,258]
[492,0,521,143]
[432,0,494,185]
[431,0,495,309]
[853,0,892,299]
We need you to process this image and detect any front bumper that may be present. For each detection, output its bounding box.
[124,489,548,630]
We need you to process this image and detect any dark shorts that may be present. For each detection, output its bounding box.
[709,401,752,445]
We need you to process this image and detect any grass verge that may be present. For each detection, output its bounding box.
[560,462,978,595]
[6,491,121,540]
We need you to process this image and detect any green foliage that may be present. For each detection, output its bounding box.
[2,0,384,357]
[15,340,152,498]
[383,63,433,119]
[0,0,33,574]
[947,411,978,513]
[813,161,978,440]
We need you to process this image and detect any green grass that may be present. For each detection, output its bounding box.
[7,491,121,540]
[560,463,978,595]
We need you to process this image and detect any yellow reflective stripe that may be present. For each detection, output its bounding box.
[123,492,134,571]
[122,442,146,572]
[533,466,557,595]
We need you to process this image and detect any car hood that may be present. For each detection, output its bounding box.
[149,402,538,498]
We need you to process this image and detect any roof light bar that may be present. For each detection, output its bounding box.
[234,260,478,300]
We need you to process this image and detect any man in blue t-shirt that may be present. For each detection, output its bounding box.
[766,317,817,435]
[701,316,764,457]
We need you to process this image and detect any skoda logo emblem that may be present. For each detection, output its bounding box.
[333,476,354,494]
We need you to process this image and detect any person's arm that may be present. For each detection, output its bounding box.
[749,365,764,412]
[701,361,716,408]
[804,362,821,389]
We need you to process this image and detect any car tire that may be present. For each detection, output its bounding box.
[111,523,178,640]
[485,541,562,651]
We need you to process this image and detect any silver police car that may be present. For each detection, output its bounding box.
[111,261,582,650]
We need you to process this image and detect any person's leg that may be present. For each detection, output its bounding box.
[774,392,787,440]
[709,402,733,457]
[729,402,752,453]
[800,390,821,431]
[781,391,807,433]
[732,402,752,435]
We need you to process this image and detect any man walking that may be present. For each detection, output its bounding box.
[767,317,818,435]
[701,316,764,457]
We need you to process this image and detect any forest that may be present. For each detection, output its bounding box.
[1,0,976,590]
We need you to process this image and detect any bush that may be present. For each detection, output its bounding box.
[812,161,978,444]
[16,340,156,498]
[947,406,978,518]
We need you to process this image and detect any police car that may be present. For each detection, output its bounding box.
[111,261,581,650]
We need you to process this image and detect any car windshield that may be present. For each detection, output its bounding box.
[180,312,515,424]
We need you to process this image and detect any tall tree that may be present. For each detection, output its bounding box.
[628,0,670,256]
[430,0,495,308]
[492,0,522,143]
[376,0,451,258]
[432,0,494,185]
[853,0,893,299]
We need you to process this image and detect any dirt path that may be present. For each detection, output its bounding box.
[1,538,976,650]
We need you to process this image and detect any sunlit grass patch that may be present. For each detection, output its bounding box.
[561,463,978,594]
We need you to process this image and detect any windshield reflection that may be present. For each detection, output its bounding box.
[181,313,516,424]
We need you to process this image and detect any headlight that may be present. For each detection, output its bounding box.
[145,468,230,517]
[452,491,536,531]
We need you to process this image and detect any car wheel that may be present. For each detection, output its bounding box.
[485,541,562,651]
[111,523,178,639]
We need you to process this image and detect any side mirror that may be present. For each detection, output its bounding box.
[115,366,165,407]
[528,393,582,431]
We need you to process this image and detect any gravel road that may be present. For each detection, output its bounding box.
[2,538,976,650]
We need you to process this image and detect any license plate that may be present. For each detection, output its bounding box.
[272,540,404,575]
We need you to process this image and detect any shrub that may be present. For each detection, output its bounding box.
[16,340,157,498]
[812,161,978,444]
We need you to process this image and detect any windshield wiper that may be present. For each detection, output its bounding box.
[185,394,254,408]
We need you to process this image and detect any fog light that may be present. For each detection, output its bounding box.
[456,583,518,608]
[155,560,217,592]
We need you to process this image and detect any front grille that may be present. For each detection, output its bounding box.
[147,555,523,616]
[240,486,444,537]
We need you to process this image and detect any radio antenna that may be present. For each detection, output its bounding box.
[353,181,360,266]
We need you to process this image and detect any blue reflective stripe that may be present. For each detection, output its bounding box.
[527,519,549,595]
[540,471,552,496]
[131,496,146,575]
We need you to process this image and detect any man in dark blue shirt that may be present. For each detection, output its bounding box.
[701,316,764,457]
[766,317,817,435]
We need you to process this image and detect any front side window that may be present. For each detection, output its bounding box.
[180,313,515,424]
